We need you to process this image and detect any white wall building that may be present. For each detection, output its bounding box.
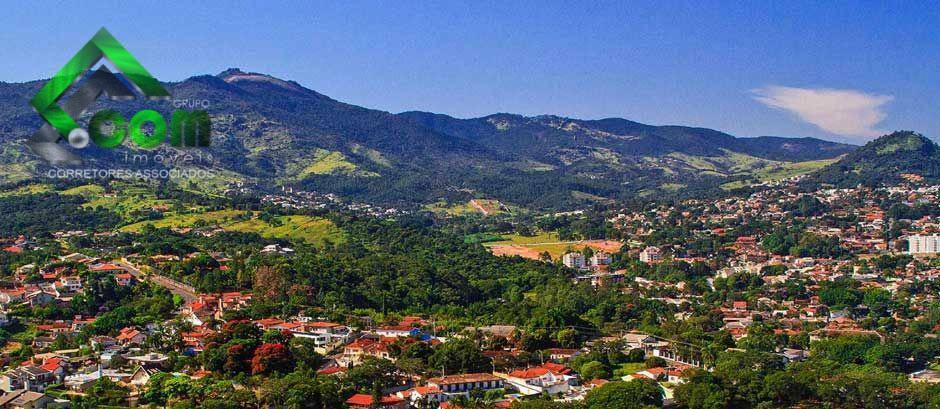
[590,252,612,266]
[908,235,940,255]
[639,246,662,263]
[562,252,586,270]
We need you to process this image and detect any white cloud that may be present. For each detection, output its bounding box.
[752,85,893,139]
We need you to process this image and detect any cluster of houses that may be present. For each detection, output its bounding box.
[0,178,936,407]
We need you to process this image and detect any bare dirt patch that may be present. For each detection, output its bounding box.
[489,245,544,260]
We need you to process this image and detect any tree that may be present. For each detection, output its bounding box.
[864,288,894,318]
[428,338,490,374]
[289,337,323,371]
[555,328,579,348]
[674,370,730,409]
[253,265,289,301]
[814,365,911,408]
[711,350,784,406]
[759,370,808,406]
[73,377,129,408]
[584,379,663,409]
[579,361,611,380]
[739,323,776,353]
[347,357,398,391]
[811,335,880,365]
[260,370,348,409]
[644,356,667,369]
[142,372,175,406]
[251,343,294,375]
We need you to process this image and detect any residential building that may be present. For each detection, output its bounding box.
[562,253,586,270]
[345,394,406,408]
[909,234,940,255]
[639,246,662,263]
[0,389,55,409]
[590,252,612,267]
[427,373,504,396]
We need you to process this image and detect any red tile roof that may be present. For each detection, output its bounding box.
[316,366,347,376]
[345,394,404,407]
[90,263,123,271]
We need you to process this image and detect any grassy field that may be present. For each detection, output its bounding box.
[83,188,176,218]
[227,215,345,246]
[571,191,614,204]
[60,184,105,197]
[295,149,379,178]
[721,157,839,190]
[489,232,560,245]
[425,199,509,216]
[464,233,505,244]
[424,201,480,216]
[172,168,246,195]
[614,362,647,378]
[750,158,839,180]
[0,163,37,185]
[350,144,392,167]
[0,183,53,198]
[660,183,687,192]
[121,210,345,247]
[120,209,245,232]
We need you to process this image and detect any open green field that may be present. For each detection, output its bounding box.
[291,149,379,179]
[615,362,647,378]
[424,201,480,216]
[659,183,687,192]
[464,233,506,244]
[721,157,839,190]
[172,168,246,196]
[750,157,838,180]
[121,210,345,247]
[120,209,245,232]
[425,199,509,216]
[83,188,177,218]
[227,215,345,246]
[60,184,105,197]
[0,183,53,198]
[488,231,560,245]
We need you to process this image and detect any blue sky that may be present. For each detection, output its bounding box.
[1,1,937,144]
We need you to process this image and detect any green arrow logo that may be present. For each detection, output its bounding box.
[30,28,170,137]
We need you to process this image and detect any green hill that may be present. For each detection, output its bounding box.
[0,69,864,209]
[806,131,940,187]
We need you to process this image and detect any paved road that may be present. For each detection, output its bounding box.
[115,260,198,303]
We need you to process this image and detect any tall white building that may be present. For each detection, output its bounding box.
[908,235,940,255]
[562,252,586,270]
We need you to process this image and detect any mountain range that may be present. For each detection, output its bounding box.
[0,69,935,209]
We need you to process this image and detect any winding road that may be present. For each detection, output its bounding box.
[115,260,198,303]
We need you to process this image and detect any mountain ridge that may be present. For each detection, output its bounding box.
[2,69,928,210]
[396,110,856,162]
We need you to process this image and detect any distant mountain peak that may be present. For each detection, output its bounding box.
[862,130,935,155]
[805,130,939,187]
[217,68,248,77]
[217,68,308,93]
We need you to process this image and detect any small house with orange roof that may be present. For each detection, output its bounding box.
[345,394,406,409]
